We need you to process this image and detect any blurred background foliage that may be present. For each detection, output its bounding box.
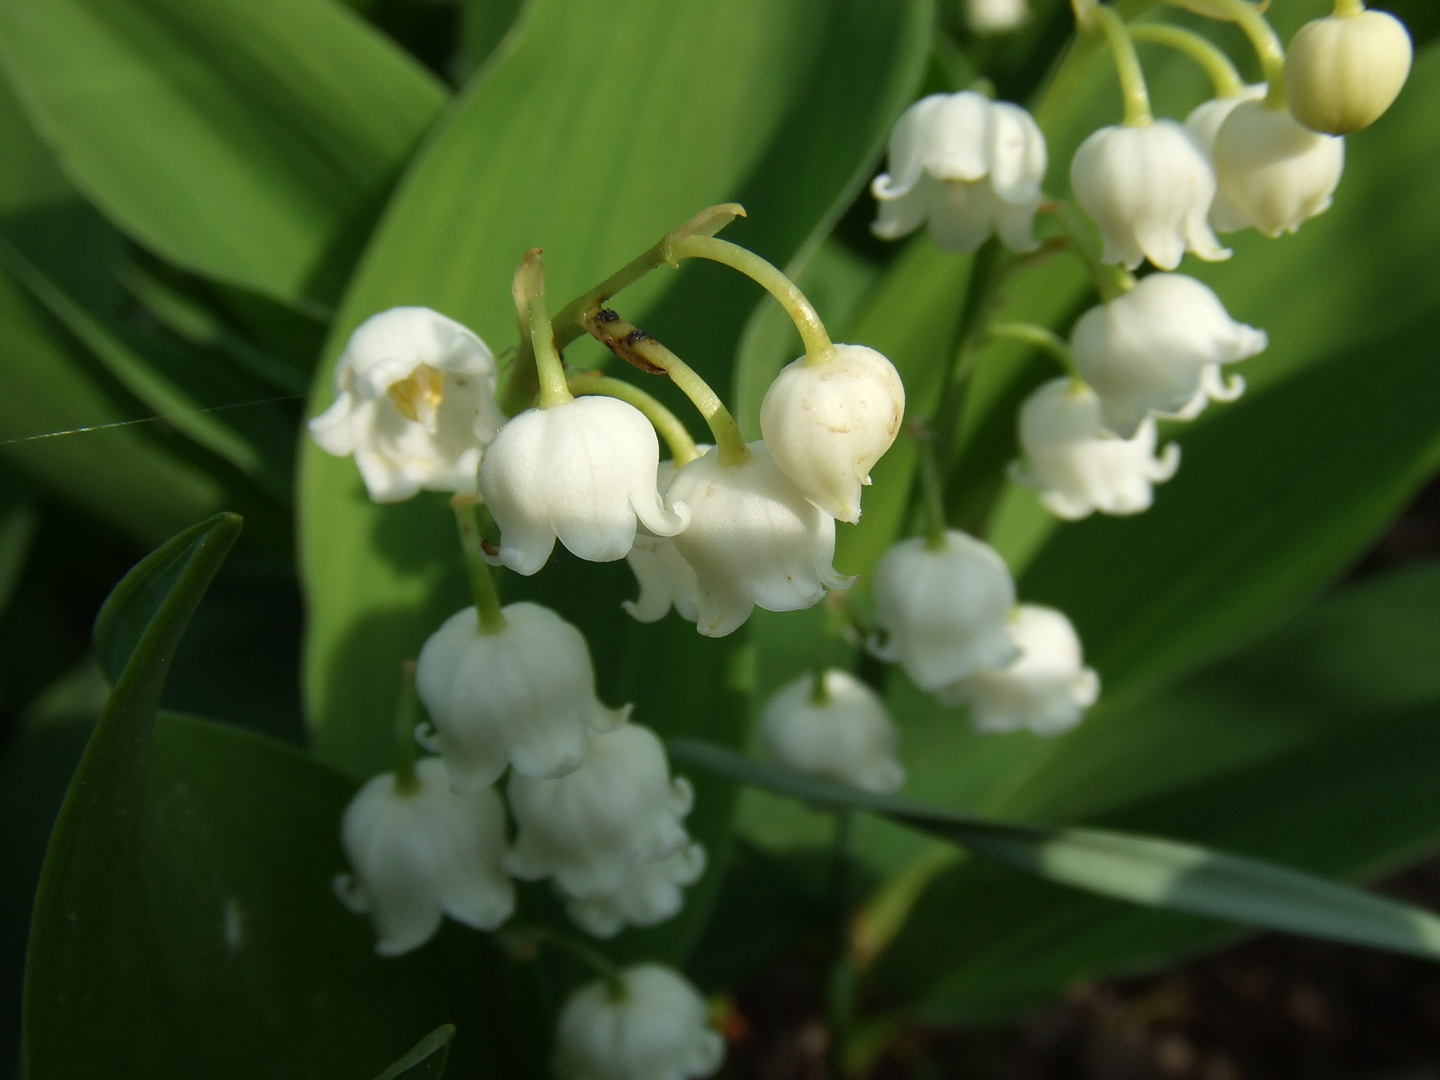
[1,0,1438,1077]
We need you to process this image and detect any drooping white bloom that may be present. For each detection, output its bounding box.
[415,602,628,790]
[566,842,708,939]
[966,0,1029,34]
[335,758,514,956]
[308,307,503,503]
[506,723,694,899]
[1070,120,1229,270]
[665,443,854,638]
[871,91,1047,253]
[1212,101,1345,238]
[1009,377,1180,520]
[624,459,701,625]
[477,395,690,576]
[1285,9,1412,136]
[870,531,1019,692]
[761,669,905,794]
[937,605,1100,735]
[553,965,724,1080]
[1070,273,1267,438]
[1184,84,1268,233]
[760,344,906,523]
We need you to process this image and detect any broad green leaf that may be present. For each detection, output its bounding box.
[0,482,36,619]
[24,513,241,1079]
[670,738,1440,961]
[374,1025,455,1080]
[868,560,1440,1021]
[0,0,448,304]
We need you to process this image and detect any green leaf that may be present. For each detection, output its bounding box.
[867,560,1440,1022]
[24,513,241,1078]
[0,0,448,305]
[373,1025,455,1080]
[670,738,1440,961]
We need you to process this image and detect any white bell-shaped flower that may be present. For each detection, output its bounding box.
[565,842,707,939]
[760,344,906,523]
[477,395,690,576]
[871,91,1047,253]
[870,530,1019,692]
[1009,377,1180,520]
[335,758,514,956]
[505,723,694,899]
[308,307,503,503]
[665,443,854,638]
[415,602,628,790]
[1184,85,1268,233]
[1212,101,1345,238]
[624,459,701,624]
[1070,273,1268,438]
[966,0,1029,34]
[553,964,725,1080]
[937,605,1100,734]
[761,669,905,794]
[1285,9,1412,136]
[1070,120,1229,270]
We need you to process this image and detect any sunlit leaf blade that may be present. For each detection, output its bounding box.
[0,0,447,304]
[670,740,1440,960]
[23,513,241,1080]
[373,1024,455,1080]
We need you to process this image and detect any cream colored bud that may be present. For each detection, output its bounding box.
[1285,9,1412,136]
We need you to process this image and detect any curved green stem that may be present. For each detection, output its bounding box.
[452,495,506,635]
[1129,22,1244,98]
[1334,0,1365,16]
[1092,5,1153,125]
[1050,203,1135,301]
[512,250,572,409]
[567,372,700,466]
[392,660,421,794]
[1165,0,1285,105]
[1039,0,1158,131]
[912,424,950,551]
[667,234,833,363]
[583,308,749,467]
[987,322,1081,378]
[510,927,627,1001]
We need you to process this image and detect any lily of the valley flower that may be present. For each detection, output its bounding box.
[415,602,628,790]
[665,443,854,638]
[870,531,1019,692]
[871,91,1047,254]
[565,842,707,939]
[1285,7,1412,136]
[1010,377,1180,520]
[966,0,1029,34]
[1184,84,1268,233]
[505,723,694,900]
[937,605,1100,735]
[624,460,701,624]
[1212,101,1345,237]
[335,757,514,956]
[761,669,905,794]
[1070,273,1268,438]
[760,344,906,523]
[477,395,690,576]
[553,965,725,1080]
[308,307,503,503]
[1070,121,1230,270]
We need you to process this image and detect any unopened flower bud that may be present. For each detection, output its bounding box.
[1070,121,1229,270]
[872,91,1047,253]
[565,842,707,939]
[553,964,724,1080]
[1070,273,1267,438]
[1285,8,1412,136]
[665,443,854,638]
[478,396,689,576]
[761,344,906,523]
[1213,101,1345,238]
[937,605,1099,734]
[415,602,628,790]
[966,0,1029,33]
[506,723,694,899]
[1010,377,1180,520]
[335,758,514,956]
[761,669,905,793]
[308,307,503,503]
[870,531,1019,692]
